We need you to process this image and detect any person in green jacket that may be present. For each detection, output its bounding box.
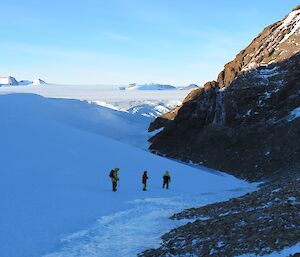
[163,171,171,189]
[109,168,119,192]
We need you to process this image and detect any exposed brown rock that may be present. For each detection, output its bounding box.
[149,8,300,181]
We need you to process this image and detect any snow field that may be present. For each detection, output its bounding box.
[0,93,255,257]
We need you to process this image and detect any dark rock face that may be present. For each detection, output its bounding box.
[139,172,300,257]
[149,8,300,181]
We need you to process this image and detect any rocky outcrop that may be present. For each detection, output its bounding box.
[149,7,300,181]
[217,7,300,88]
[139,172,300,257]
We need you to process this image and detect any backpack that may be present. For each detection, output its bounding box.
[109,170,114,178]
[163,175,170,181]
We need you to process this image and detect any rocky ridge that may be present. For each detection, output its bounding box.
[149,7,300,181]
[140,7,300,257]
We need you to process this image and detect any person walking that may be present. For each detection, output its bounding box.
[163,171,171,189]
[109,168,119,192]
[142,171,148,191]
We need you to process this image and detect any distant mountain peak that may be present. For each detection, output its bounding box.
[0,76,18,85]
[178,84,199,90]
[0,76,47,86]
[32,78,46,86]
[120,83,176,91]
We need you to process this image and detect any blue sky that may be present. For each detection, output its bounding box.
[0,0,298,86]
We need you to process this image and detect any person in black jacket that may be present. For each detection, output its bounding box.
[142,171,148,191]
[163,171,171,189]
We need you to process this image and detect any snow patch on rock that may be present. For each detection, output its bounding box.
[287,106,300,121]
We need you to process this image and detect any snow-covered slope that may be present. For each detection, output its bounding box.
[49,98,152,149]
[0,92,254,257]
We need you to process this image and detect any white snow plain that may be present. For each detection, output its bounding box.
[0,83,187,105]
[0,87,257,257]
[0,84,184,120]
